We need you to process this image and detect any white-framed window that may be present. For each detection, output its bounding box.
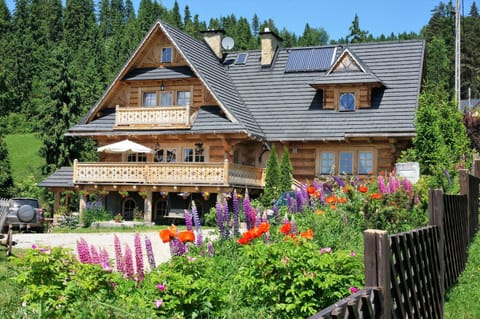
[142,92,157,107]
[161,47,172,63]
[358,151,373,174]
[339,92,355,111]
[177,91,191,106]
[127,153,147,162]
[183,144,205,163]
[154,148,177,163]
[320,152,335,174]
[160,92,173,106]
[339,151,354,174]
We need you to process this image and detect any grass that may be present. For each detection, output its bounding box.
[4,133,44,185]
[0,248,27,318]
[444,232,480,318]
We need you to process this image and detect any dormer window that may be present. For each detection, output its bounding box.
[161,47,172,63]
[339,92,355,111]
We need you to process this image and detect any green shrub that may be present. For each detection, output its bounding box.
[82,201,112,227]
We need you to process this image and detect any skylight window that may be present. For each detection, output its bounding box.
[235,53,248,65]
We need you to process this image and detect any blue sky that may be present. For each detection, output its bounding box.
[4,0,475,40]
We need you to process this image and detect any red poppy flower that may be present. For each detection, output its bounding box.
[325,196,337,204]
[370,193,382,200]
[337,197,347,204]
[258,222,270,234]
[358,185,368,193]
[300,229,313,240]
[159,229,174,243]
[307,185,315,195]
[280,222,291,235]
[177,230,195,243]
[237,236,250,245]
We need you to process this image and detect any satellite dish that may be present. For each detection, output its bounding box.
[221,37,234,50]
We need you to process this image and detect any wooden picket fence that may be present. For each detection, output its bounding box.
[308,167,480,319]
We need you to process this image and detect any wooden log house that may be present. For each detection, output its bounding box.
[39,20,425,224]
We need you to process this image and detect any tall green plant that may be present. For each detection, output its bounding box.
[261,144,281,206]
[0,136,13,197]
[279,147,293,193]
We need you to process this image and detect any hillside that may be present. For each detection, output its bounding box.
[4,133,44,185]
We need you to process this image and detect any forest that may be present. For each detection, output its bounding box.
[0,0,479,198]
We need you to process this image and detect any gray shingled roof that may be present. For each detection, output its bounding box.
[224,40,425,141]
[38,167,74,188]
[311,71,384,86]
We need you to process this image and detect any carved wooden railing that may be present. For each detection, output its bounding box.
[114,105,190,129]
[73,159,264,187]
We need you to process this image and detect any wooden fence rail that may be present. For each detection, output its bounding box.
[309,167,480,319]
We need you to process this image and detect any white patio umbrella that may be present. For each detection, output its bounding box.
[97,139,155,154]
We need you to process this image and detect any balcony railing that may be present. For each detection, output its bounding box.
[114,105,190,129]
[73,160,265,188]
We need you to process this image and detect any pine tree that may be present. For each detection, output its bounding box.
[298,23,328,46]
[0,135,14,198]
[347,14,369,43]
[279,147,293,193]
[261,144,281,206]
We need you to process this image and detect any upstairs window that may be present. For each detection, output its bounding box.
[142,92,157,107]
[339,92,355,111]
[127,153,147,162]
[162,47,172,63]
[160,92,173,106]
[177,91,191,106]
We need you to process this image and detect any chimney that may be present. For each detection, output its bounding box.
[201,29,225,59]
[259,27,283,66]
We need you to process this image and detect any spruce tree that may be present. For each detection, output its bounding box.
[261,144,281,206]
[279,147,293,193]
[0,135,14,198]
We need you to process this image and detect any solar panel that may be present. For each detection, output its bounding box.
[235,53,248,64]
[285,47,336,72]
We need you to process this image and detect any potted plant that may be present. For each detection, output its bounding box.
[119,191,129,198]
[114,213,123,223]
[139,191,148,199]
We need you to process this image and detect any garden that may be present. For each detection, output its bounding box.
[4,172,430,319]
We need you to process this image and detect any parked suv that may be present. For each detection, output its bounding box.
[4,198,45,232]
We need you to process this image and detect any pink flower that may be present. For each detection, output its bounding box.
[350,251,356,257]
[350,286,359,294]
[155,299,163,308]
[31,244,38,249]
[320,247,332,254]
[156,283,166,291]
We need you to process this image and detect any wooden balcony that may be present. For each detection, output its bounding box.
[73,160,265,188]
[114,105,190,129]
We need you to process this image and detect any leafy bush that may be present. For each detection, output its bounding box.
[82,201,112,227]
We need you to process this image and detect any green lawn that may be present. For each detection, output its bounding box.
[444,232,480,318]
[4,133,44,185]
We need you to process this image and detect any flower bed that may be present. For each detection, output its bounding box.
[10,173,429,318]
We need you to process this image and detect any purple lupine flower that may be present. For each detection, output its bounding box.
[243,189,253,229]
[332,175,346,187]
[255,211,261,227]
[282,213,289,225]
[192,201,203,246]
[388,176,397,193]
[378,176,387,194]
[102,261,113,272]
[76,238,91,263]
[296,189,304,212]
[134,232,144,282]
[99,248,110,265]
[216,201,224,238]
[223,200,230,239]
[114,234,124,273]
[402,178,413,197]
[273,205,280,224]
[233,189,240,237]
[323,181,332,195]
[263,230,270,244]
[123,244,135,279]
[287,193,296,213]
[207,242,214,257]
[90,245,100,264]
[184,210,193,232]
[145,236,156,269]
[290,216,297,235]
[169,237,186,256]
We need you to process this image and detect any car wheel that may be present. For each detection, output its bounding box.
[17,205,35,223]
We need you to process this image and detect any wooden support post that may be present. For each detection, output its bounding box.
[364,229,391,319]
[428,189,445,317]
[144,191,152,223]
[79,193,87,226]
[474,159,480,178]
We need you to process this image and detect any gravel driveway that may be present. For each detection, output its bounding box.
[12,231,173,271]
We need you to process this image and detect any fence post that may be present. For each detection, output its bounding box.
[474,159,480,178]
[428,189,445,318]
[364,229,391,319]
[459,169,471,244]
